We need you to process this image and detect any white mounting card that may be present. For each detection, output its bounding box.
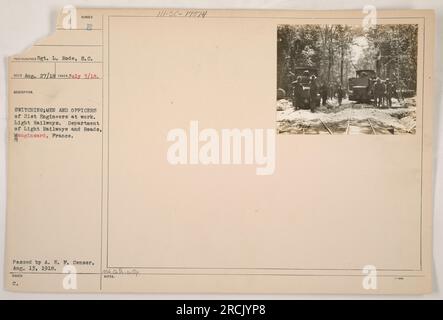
[5,8,434,294]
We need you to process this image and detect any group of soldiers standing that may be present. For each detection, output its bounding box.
[291,75,346,112]
[289,75,398,111]
[372,78,397,108]
[319,82,346,107]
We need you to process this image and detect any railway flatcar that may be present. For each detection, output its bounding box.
[348,69,376,102]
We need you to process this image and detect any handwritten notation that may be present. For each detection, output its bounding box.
[157,9,207,18]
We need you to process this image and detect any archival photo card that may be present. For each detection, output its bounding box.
[5,9,434,294]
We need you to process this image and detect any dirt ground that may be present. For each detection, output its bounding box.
[276,97,417,135]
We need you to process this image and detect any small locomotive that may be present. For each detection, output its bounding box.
[348,69,377,102]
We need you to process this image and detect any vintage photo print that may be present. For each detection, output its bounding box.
[276,24,418,135]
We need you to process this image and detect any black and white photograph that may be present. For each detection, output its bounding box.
[277,24,418,135]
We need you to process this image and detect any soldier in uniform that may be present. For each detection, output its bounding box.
[384,78,396,107]
[373,78,385,108]
[292,76,303,110]
[309,75,318,113]
[320,82,328,107]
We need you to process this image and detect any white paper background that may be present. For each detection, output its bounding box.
[0,0,442,299]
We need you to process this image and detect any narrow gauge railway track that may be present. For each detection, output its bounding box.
[319,103,390,135]
[280,102,397,135]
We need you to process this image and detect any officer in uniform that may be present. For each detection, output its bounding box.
[385,78,396,107]
[373,78,385,108]
[309,75,318,113]
[292,76,303,110]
